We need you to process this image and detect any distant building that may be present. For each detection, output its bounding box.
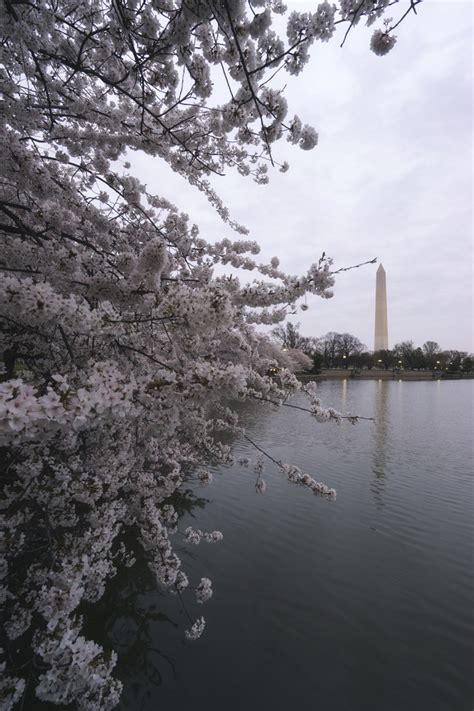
[374,264,388,351]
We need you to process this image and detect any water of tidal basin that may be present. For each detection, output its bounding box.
[119,379,473,711]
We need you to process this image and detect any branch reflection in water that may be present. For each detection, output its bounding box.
[370,380,390,508]
[81,489,209,710]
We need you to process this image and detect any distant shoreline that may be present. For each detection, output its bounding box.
[298,368,474,381]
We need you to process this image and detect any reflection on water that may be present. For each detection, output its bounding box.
[82,540,177,711]
[80,490,211,711]
[341,377,347,411]
[84,381,473,711]
[371,380,389,508]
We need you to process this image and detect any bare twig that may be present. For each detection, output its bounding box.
[250,394,374,421]
[243,433,284,469]
[332,257,377,274]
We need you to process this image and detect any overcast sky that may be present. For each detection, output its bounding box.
[136,0,473,353]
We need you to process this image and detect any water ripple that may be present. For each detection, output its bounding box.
[128,380,474,711]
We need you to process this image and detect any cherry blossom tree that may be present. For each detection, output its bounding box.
[0,1,421,708]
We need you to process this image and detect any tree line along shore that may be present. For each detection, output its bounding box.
[298,369,474,381]
[272,324,473,376]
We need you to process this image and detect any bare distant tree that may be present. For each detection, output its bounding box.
[393,341,417,369]
[442,350,466,372]
[337,333,365,361]
[315,332,365,368]
[422,341,441,369]
[272,323,311,351]
[315,332,340,368]
[374,349,395,370]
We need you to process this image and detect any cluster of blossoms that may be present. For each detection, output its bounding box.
[196,577,213,605]
[34,625,122,709]
[1,276,122,336]
[197,470,213,486]
[255,478,267,494]
[0,0,418,708]
[184,527,224,546]
[284,464,337,498]
[185,616,206,641]
[0,366,136,442]
[370,28,398,56]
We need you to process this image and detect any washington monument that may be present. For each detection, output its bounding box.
[374,263,388,351]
